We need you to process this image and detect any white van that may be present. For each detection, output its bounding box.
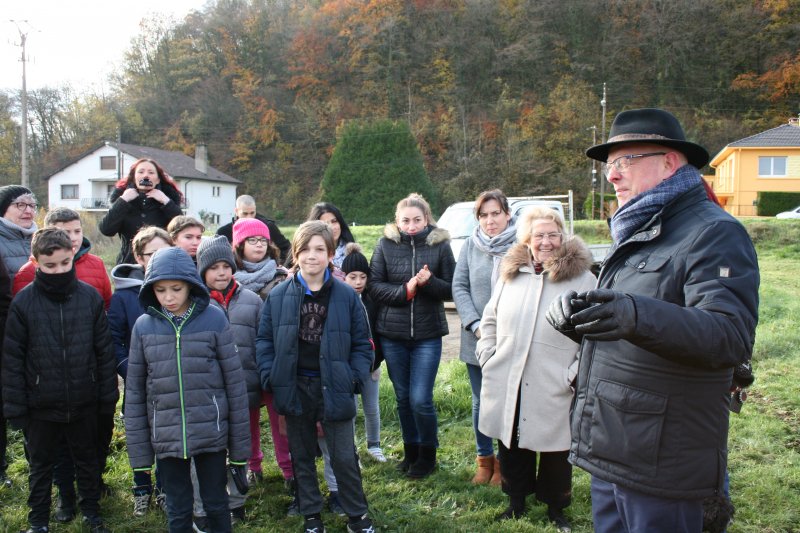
[437,197,566,261]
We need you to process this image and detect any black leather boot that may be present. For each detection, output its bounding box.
[407,445,437,479]
[396,443,419,473]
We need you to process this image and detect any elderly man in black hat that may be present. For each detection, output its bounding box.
[547,108,759,532]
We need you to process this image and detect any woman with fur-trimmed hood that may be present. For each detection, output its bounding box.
[369,193,456,480]
[476,207,596,531]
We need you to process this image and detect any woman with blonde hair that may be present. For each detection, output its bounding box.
[369,193,455,479]
[477,206,595,531]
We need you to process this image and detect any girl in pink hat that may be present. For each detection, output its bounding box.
[232,218,289,300]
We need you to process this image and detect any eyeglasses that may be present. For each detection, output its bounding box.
[602,152,666,178]
[245,237,269,246]
[11,201,38,212]
[532,232,562,242]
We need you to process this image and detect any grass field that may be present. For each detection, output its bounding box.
[1,219,798,532]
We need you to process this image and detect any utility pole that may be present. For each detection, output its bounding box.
[599,83,607,220]
[588,126,597,219]
[11,21,31,188]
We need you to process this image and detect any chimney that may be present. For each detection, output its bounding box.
[195,144,208,174]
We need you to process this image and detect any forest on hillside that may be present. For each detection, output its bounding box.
[1,0,799,220]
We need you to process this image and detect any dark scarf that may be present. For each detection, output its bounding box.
[610,164,702,243]
[34,266,77,302]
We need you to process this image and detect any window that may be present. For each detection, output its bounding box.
[212,186,221,197]
[759,156,787,177]
[61,184,79,200]
[100,156,116,170]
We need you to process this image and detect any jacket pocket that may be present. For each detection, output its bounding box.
[151,400,158,440]
[590,379,667,477]
[212,395,221,432]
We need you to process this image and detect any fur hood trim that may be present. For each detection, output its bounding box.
[500,236,593,283]
[383,223,450,246]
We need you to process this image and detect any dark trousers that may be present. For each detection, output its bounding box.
[53,412,115,501]
[24,416,101,527]
[591,476,703,533]
[133,462,162,496]
[159,451,230,533]
[497,391,572,509]
[285,376,368,517]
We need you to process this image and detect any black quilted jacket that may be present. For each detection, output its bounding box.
[368,224,455,341]
[2,276,119,422]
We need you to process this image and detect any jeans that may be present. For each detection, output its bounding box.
[381,337,441,448]
[465,363,494,456]
[591,476,703,533]
[160,451,230,533]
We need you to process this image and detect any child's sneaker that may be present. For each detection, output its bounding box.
[367,447,387,463]
[192,515,209,533]
[327,491,346,516]
[247,470,263,484]
[133,493,151,517]
[82,516,110,533]
[231,506,246,524]
[154,490,167,512]
[347,514,376,533]
[23,527,49,533]
[303,516,326,533]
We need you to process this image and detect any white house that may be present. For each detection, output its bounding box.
[45,142,241,226]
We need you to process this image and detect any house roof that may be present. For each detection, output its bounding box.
[45,142,241,184]
[710,122,800,167]
[728,123,800,147]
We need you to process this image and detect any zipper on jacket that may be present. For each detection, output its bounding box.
[152,400,157,439]
[410,238,416,339]
[60,303,70,423]
[212,395,220,431]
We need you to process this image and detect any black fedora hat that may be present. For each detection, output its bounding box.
[586,108,709,169]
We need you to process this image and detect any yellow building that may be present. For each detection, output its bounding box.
[708,118,800,216]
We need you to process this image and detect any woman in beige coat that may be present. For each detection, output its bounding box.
[477,207,595,531]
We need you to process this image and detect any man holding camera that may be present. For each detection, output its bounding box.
[548,108,760,532]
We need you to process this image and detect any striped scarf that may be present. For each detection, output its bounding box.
[610,164,702,243]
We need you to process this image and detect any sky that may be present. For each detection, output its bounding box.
[1,0,211,93]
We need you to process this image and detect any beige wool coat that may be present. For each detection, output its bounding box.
[476,237,596,452]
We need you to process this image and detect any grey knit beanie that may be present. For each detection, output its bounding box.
[197,235,237,280]
[0,185,33,216]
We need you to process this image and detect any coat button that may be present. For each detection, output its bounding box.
[637,262,646,269]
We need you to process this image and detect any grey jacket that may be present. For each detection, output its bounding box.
[452,238,495,366]
[125,247,251,470]
[209,283,263,408]
[0,218,37,279]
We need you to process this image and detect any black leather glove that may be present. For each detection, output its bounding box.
[546,290,592,344]
[229,464,249,495]
[571,289,637,341]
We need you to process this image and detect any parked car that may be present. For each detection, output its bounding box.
[437,195,610,269]
[776,206,800,219]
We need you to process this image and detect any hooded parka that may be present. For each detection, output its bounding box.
[124,247,250,470]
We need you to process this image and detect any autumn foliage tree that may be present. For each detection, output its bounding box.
[322,119,435,224]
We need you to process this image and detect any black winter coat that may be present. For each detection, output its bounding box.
[570,184,760,499]
[99,184,183,265]
[369,224,455,341]
[2,275,119,423]
[0,257,10,399]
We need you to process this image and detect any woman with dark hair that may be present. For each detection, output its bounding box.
[99,159,183,265]
[452,189,516,486]
[307,202,355,274]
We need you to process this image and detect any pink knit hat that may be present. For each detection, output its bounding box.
[232,218,271,247]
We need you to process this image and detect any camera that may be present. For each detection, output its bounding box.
[139,178,153,187]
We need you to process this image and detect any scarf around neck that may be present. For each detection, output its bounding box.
[34,266,77,302]
[235,257,278,293]
[471,219,517,289]
[610,164,702,244]
[332,240,347,268]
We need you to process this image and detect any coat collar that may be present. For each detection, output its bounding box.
[500,236,593,283]
[383,223,450,246]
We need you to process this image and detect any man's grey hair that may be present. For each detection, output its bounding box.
[236,195,256,208]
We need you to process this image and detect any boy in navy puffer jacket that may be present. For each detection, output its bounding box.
[124,246,250,533]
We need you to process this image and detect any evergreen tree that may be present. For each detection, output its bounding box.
[322,119,436,224]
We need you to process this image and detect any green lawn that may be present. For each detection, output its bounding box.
[2,220,799,532]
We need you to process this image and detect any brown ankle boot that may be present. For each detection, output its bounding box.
[489,455,502,486]
[471,454,495,484]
